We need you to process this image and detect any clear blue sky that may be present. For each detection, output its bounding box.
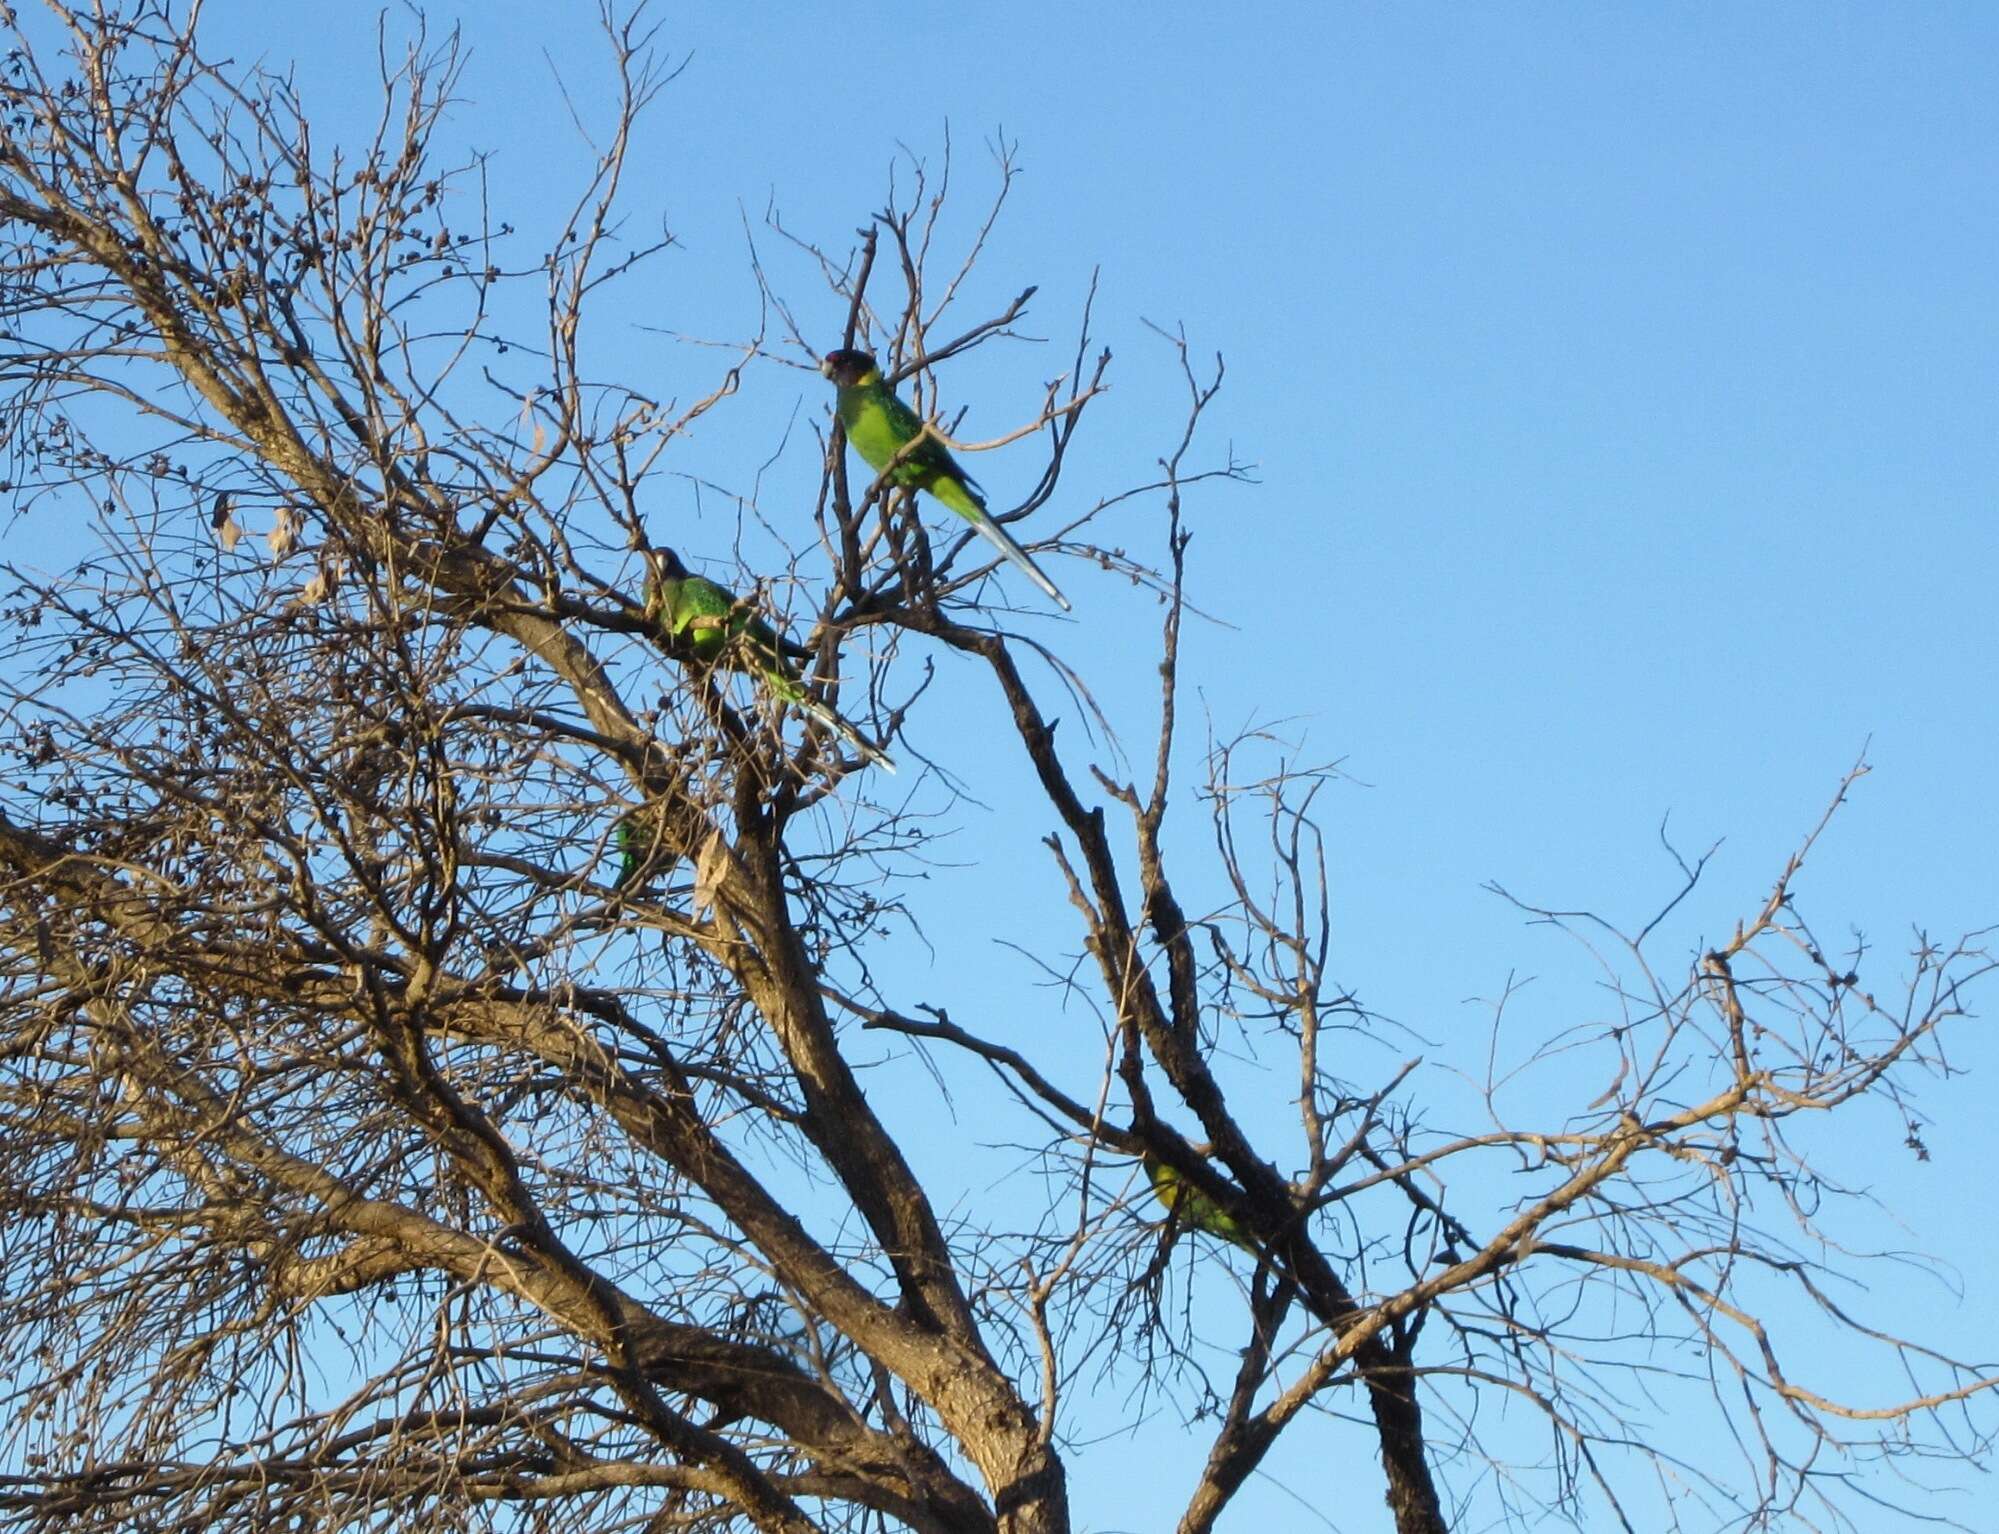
[14,4,1997,1528]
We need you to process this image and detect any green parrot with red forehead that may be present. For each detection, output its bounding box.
[821,347,1071,612]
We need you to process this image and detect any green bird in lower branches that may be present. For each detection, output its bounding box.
[614,813,666,893]
[820,346,1071,613]
[642,548,895,774]
[1143,1152,1260,1256]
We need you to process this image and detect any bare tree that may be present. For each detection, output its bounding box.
[0,6,1991,1533]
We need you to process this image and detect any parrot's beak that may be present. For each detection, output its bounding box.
[817,355,834,379]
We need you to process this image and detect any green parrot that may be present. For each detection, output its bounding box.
[1143,1152,1259,1256]
[643,547,895,773]
[820,347,1071,612]
[614,813,665,893]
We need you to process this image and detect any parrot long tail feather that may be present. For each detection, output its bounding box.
[795,693,898,773]
[761,670,897,773]
[969,513,1071,613]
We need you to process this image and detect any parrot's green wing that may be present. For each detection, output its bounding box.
[615,819,639,890]
[645,552,895,773]
[823,350,1071,612]
[615,811,671,893]
[1144,1154,1259,1255]
[651,570,739,664]
[837,377,929,481]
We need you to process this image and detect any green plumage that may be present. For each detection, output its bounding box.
[643,548,894,773]
[615,813,666,893]
[820,347,1071,612]
[1144,1153,1259,1255]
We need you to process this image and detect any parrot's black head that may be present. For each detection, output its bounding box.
[819,348,878,388]
[647,546,689,583]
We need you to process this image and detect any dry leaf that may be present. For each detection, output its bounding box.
[211,492,242,552]
[299,556,341,605]
[693,829,730,916]
[267,503,302,560]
